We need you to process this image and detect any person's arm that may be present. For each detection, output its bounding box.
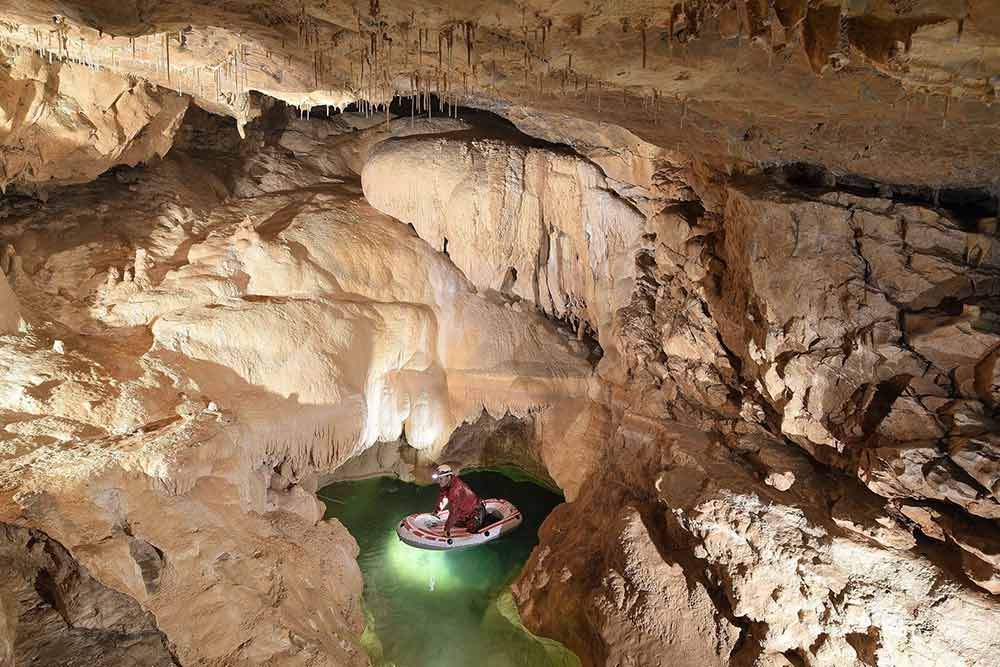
[436,487,448,513]
[443,492,457,535]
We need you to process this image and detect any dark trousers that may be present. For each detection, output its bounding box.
[464,503,487,533]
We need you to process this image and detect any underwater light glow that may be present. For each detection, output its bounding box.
[320,471,576,667]
[384,529,500,595]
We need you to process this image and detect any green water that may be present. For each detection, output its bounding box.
[319,470,579,667]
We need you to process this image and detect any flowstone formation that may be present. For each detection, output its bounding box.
[0,1,998,667]
[365,119,1000,666]
[0,106,597,665]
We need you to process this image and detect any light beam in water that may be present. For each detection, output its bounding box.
[384,529,500,594]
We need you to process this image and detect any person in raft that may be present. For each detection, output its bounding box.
[433,464,487,537]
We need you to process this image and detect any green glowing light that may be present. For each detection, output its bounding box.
[384,527,501,595]
[321,472,574,666]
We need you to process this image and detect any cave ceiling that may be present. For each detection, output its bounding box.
[0,0,997,186]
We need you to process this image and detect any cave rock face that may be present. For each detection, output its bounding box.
[0,49,188,189]
[0,270,20,333]
[0,524,179,666]
[363,135,646,358]
[706,187,1000,595]
[0,111,601,665]
[0,2,998,664]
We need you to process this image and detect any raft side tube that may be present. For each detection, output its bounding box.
[395,499,523,550]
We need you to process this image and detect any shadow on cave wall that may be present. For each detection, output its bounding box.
[0,523,177,667]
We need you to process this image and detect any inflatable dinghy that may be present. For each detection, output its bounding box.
[396,498,522,550]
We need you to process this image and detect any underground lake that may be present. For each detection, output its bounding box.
[319,470,580,667]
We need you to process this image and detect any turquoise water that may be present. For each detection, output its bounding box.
[319,470,578,667]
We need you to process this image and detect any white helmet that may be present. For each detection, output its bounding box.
[431,464,454,480]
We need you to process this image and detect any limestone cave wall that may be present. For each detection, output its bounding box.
[0,2,998,666]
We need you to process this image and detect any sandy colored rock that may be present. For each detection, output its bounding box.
[0,271,20,334]
[0,4,998,664]
[0,523,177,666]
[1,0,995,187]
[0,48,188,189]
[0,111,600,664]
[362,134,646,369]
[514,457,740,667]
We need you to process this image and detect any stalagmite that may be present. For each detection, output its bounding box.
[104,265,120,290]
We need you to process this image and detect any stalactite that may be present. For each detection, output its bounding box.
[641,18,648,68]
[466,21,474,66]
[669,3,682,51]
[447,24,453,66]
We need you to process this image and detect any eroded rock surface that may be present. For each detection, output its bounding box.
[0,108,596,664]
[363,134,646,364]
[0,4,997,663]
[2,0,997,186]
[0,47,188,189]
[0,524,177,666]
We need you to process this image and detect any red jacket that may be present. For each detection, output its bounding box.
[437,476,481,531]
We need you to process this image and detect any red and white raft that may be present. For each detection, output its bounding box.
[396,498,522,550]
